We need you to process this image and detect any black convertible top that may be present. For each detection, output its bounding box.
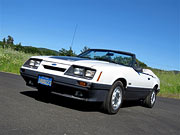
[79,49,135,57]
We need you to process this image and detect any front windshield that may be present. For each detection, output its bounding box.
[79,50,133,67]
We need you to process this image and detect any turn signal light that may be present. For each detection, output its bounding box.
[78,81,87,87]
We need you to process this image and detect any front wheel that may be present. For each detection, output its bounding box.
[143,89,156,108]
[102,81,124,114]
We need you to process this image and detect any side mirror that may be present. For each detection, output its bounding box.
[134,61,143,72]
[134,67,143,72]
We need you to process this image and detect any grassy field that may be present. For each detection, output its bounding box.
[0,48,179,99]
[0,48,33,74]
[153,70,180,99]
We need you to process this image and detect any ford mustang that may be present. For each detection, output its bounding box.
[20,49,160,114]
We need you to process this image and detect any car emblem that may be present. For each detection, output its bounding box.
[52,63,56,66]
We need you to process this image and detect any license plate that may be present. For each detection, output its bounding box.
[38,76,52,86]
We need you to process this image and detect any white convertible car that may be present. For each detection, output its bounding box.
[20,49,160,114]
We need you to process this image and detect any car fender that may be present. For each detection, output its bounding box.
[95,66,127,87]
[152,78,160,90]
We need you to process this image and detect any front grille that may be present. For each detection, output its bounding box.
[43,65,66,72]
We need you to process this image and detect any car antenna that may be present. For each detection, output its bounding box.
[70,24,78,48]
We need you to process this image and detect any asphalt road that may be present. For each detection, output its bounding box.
[0,72,179,135]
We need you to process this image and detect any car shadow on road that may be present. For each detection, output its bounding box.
[20,90,102,112]
[20,90,142,113]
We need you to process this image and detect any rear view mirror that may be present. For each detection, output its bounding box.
[106,52,114,56]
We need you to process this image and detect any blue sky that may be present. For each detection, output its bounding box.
[0,0,179,70]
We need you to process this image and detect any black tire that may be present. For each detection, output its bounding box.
[102,81,124,114]
[143,88,156,108]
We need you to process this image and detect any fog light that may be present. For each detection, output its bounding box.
[75,91,83,97]
[28,80,34,86]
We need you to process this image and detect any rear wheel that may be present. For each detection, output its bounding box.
[143,88,156,108]
[102,81,123,114]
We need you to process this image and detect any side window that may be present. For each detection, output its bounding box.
[112,54,133,67]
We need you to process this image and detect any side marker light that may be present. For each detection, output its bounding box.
[97,72,102,82]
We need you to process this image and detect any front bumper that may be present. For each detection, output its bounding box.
[20,68,111,102]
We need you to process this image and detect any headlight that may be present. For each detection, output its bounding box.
[74,68,84,76]
[23,59,42,69]
[85,70,95,78]
[65,65,96,79]
[29,60,35,66]
[34,61,41,67]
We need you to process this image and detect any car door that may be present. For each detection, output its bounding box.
[125,67,154,100]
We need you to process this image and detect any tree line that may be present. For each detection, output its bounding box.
[0,35,89,56]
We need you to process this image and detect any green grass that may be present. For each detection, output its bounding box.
[0,48,179,99]
[0,48,34,74]
[152,70,180,99]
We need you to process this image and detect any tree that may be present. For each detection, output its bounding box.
[67,47,76,56]
[81,46,90,53]
[2,38,6,49]
[15,43,23,51]
[7,35,14,45]
[59,47,76,56]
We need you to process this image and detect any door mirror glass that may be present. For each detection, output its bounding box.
[134,61,143,72]
[135,67,143,72]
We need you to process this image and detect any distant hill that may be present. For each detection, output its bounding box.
[0,41,59,56]
[31,46,59,56]
[172,70,180,74]
[37,47,59,54]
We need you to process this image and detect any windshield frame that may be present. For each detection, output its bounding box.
[78,49,136,67]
